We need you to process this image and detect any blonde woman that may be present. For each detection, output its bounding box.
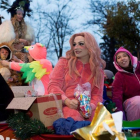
[48,32,106,121]
[0,0,35,62]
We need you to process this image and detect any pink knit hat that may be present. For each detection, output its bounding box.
[113,46,138,72]
[114,46,134,66]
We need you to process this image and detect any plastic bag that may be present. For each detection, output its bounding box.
[74,82,91,118]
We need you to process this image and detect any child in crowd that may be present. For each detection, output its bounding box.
[0,43,22,86]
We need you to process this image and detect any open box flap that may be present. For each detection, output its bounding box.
[6,97,36,110]
[10,86,35,97]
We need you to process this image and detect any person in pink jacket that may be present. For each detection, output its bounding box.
[112,46,140,121]
[0,43,52,96]
[47,32,106,121]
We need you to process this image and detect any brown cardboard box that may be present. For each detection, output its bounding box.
[7,86,63,127]
[10,86,35,97]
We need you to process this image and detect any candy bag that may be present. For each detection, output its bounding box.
[74,82,91,118]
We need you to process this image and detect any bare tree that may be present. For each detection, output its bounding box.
[85,0,118,73]
[103,0,140,59]
[0,0,9,24]
[31,0,76,65]
[86,0,140,75]
[0,15,4,25]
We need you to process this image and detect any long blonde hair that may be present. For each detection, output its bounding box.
[66,32,106,88]
[11,16,27,41]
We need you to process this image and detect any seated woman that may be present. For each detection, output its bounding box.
[47,32,106,121]
[112,46,140,121]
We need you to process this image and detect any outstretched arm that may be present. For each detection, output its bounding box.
[0,60,22,71]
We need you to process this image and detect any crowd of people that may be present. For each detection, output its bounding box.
[0,0,140,123]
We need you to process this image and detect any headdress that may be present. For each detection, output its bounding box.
[0,0,32,17]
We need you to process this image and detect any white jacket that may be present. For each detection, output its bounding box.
[0,20,35,44]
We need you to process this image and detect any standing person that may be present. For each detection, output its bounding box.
[112,46,140,121]
[0,0,35,62]
[47,32,106,121]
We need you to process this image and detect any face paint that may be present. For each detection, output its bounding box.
[73,36,89,64]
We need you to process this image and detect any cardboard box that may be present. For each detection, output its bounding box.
[10,86,35,97]
[7,86,63,127]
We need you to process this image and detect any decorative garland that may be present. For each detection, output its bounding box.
[7,112,54,140]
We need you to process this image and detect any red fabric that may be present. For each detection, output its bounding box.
[0,123,17,139]
[48,58,104,121]
[0,123,76,140]
[40,134,76,140]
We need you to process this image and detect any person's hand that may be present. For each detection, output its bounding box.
[0,60,10,67]
[12,55,20,62]
[64,98,79,109]
[19,39,29,46]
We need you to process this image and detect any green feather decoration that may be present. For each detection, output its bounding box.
[19,63,35,83]
[6,112,54,140]
[30,61,47,80]
[19,61,47,83]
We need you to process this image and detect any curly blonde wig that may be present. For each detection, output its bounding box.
[11,15,27,42]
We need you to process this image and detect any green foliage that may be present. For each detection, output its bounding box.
[87,0,120,73]
[104,100,117,113]
[7,112,54,140]
[87,0,140,73]
[100,35,117,73]
[103,0,140,58]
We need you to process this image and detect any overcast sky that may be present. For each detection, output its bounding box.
[0,0,129,45]
[0,0,103,64]
[0,0,127,64]
[0,0,101,41]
